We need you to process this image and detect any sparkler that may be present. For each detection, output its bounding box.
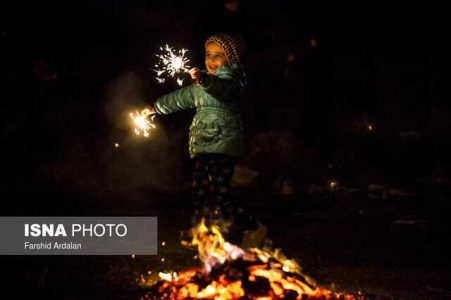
[154,44,191,86]
[129,108,156,138]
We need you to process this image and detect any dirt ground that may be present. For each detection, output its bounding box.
[1,183,450,300]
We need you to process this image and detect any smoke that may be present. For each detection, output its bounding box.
[103,72,190,197]
[32,71,191,214]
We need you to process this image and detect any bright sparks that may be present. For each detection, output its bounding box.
[154,44,191,86]
[129,108,156,138]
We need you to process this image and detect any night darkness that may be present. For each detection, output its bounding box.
[1,0,450,299]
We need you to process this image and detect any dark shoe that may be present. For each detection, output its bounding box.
[240,222,267,249]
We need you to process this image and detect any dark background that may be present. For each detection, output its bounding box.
[0,0,450,299]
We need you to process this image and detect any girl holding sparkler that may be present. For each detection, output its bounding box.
[147,33,261,243]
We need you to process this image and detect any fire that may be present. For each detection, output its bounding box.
[130,108,156,138]
[189,218,245,273]
[142,219,360,299]
[154,44,191,86]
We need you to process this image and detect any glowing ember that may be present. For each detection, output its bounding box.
[142,219,360,299]
[310,38,317,48]
[129,108,156,138]
[328,180,339,191]
[154,44,191,86]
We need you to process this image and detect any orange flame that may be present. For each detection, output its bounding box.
[189,218,245,273]
[144,219,358,299]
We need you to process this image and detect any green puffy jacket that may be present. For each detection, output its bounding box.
[154,64,246,158]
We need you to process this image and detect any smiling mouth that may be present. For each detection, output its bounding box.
[208,66,218,73]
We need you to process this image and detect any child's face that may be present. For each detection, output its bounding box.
[205,42,227,74]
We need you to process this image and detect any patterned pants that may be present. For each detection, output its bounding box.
[191,154,257,236]
[191,154,236,223]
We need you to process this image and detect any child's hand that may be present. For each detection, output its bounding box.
[142,105,156,115]
[189,67,203,83]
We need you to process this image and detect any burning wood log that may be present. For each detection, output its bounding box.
[141,219,363,300]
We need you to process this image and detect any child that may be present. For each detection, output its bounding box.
[147,33,256,242]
